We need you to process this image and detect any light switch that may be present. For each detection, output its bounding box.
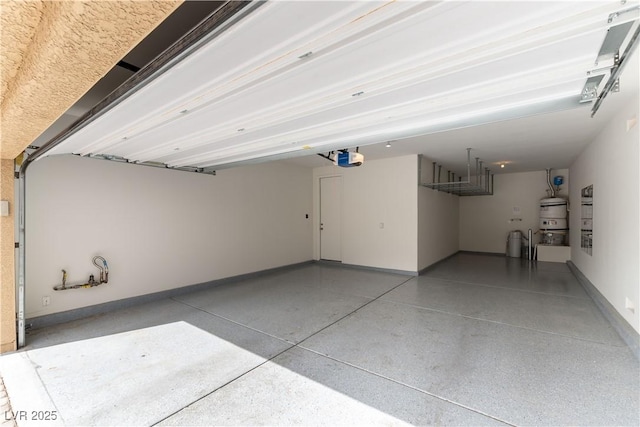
[0,200,8,217]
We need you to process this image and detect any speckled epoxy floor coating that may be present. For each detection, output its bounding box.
[1,254,638,426]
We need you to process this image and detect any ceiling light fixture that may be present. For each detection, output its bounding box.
[500,163,505,168]
[385,142,392,148]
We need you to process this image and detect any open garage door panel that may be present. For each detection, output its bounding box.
[35,1,640,173]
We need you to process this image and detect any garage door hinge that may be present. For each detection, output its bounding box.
[14,172,19,179]
[15,242,19,248]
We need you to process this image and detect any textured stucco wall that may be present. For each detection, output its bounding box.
[0,1,44,107]
[0,160,15,353]
[0,0,182,159]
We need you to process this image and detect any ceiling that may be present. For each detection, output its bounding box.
[35,1,640,176]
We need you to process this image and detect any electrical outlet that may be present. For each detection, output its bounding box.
[625,297,635,314]
[42,296,50,307]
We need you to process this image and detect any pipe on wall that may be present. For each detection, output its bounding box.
[546,168,556,197]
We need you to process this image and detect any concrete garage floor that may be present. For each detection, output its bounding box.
[1,253,638,426]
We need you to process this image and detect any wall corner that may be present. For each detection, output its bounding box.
[0,159,17,353]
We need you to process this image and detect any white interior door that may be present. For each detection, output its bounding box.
[320,176,342,261]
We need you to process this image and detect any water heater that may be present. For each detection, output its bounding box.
[539,197,568,245]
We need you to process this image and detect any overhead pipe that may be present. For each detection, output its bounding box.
[546,168,556,197]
